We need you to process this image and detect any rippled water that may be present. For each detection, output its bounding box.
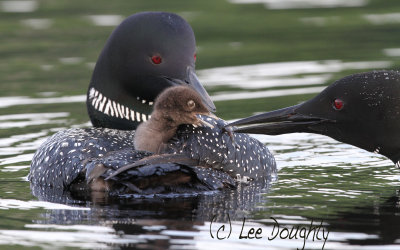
[2,63,400,249]
[2,0,400,249]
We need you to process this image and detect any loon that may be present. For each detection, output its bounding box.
[30,88,276,195]
[29,12,276,197]
[105,85,276,183]
[87,12,215,130]
[228,70,400,166]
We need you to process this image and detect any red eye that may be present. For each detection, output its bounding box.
[333,99,344,110]
[194,53,197,62]
[151,55,162,64]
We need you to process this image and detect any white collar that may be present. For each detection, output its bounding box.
[88,87,152,122]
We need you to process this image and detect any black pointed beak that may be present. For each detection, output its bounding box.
[163,67,216,113]
[227,103,334,135]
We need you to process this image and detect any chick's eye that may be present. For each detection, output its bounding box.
[187,100,195,109]
[151,55,162,64]
[333,98,344,110]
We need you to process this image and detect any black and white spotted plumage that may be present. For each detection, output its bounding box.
[29,125,236,194]
[29,116,276,196]
[29,128,137,189]
[165,115,277,180]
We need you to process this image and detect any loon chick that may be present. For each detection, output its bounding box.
[134,86,212,153]
[229,70,400,165]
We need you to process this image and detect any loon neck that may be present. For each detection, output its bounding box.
[87,57,154,130]
[383,149,400,165]
[87,87,153,130]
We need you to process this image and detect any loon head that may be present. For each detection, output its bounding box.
[229,70,400,164]
[87,12,215,130]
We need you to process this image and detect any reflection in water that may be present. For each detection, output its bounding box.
[207,74,332,89]
[16,131,398,249]
[26,181,272,249]
[328,191,400,246]
[0,228,129,249]
[0,198,89,210]
[0,60,391,108]
[383,48,400,57]
[0,95,85,108]
[0,113,69,129]
[229,0,367,9]
[58,57,84,65]
[0,131,51,159]
[20,18,53,30]
[0,1,38,13]
[363,13,400,25]
[24,183,400,249]
[86,15,124,26]
[1,0,400,248]
[201,59,392,101]
[200,60,392,89]
[256,133,400,248]
[299,16,341,26]
[31,180,273,221]
[211,86,325,102]
[0,59,399,248]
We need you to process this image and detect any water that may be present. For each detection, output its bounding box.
[2,0,400,249]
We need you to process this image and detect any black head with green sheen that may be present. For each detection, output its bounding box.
[229,71,400,164]
[87,12,215,130]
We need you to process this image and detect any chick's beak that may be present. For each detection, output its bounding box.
[191,112,214,128]
[198,119,214,128]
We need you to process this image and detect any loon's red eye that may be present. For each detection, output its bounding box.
[333,99,344,110]
[151,55,162,64]
[194,53,197,62]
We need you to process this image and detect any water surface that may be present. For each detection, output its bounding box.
[1,0,400,249]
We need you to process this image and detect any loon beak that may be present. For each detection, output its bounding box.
[163,67,216,113]
[227,103,332,134]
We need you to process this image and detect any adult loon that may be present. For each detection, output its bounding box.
[29,12,276,197]
[228,70,400,166]
[86,12,214,130]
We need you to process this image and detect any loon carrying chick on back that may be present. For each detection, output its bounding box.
[29,12,277,198]
[103,85,276,190]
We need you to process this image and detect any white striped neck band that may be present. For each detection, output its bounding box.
[88,87,152,122]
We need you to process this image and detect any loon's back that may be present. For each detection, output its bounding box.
[166,115,276,180]
[29,116,276,198]
[29,128,137,189]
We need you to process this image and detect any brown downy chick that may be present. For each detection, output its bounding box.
[134,86,213,154]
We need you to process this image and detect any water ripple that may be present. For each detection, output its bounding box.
[229,0,367,9]
[0,1,38,13]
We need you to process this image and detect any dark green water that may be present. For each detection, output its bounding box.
[1,0,400,249]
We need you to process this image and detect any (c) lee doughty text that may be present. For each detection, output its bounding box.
[209,215,329,250]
